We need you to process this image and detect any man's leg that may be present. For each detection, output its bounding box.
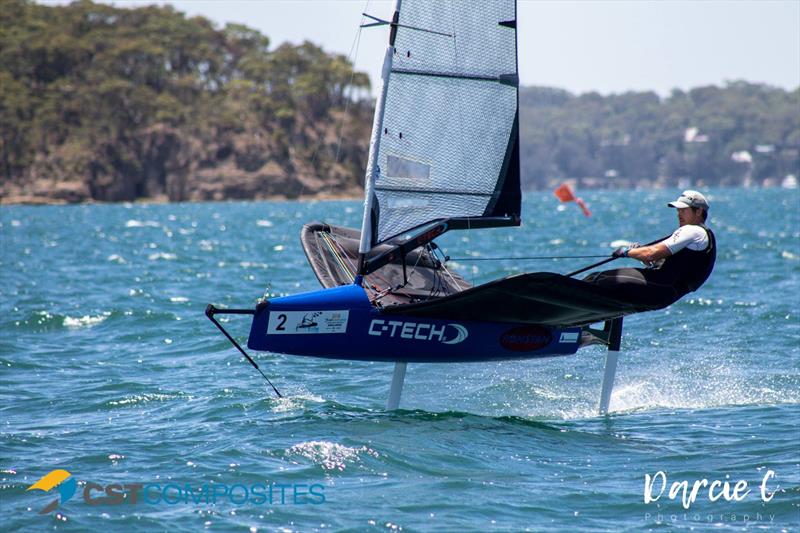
[584,268,677,306]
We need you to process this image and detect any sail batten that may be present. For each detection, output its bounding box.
[376,187,495,197]
[366,0,520,245]
[391,68,518,84]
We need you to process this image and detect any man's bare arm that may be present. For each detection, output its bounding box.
[627,243,671,263]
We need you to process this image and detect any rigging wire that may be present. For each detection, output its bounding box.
[321,228,417,303]
[333,3,368,167]
[403,246,426,285]
[433,244,467,292]
[320,232,355,281]
[447,254,609,262]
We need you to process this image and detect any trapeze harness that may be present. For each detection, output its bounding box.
[585,226,716,309]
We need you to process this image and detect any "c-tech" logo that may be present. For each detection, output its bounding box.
[368,319,468,344]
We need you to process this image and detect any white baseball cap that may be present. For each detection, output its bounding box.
[668,190,709,210]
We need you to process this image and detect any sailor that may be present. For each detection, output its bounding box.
[584,190,716,308]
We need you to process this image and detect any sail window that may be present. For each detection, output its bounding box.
[387,197,431,210]
[386,154,430,181]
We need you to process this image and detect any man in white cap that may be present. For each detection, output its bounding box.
[585,190,716,307]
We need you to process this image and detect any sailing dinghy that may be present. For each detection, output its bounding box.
[206,0,656,413]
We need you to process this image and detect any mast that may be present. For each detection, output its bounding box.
[358,1,402,277]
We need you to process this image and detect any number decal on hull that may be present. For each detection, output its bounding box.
[267,310,349,334]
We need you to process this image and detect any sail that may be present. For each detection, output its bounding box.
[368,0,521,245]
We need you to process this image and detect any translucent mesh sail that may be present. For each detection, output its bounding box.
[373,0,519,243]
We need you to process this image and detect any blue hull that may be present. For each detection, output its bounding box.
[247,284,581,363]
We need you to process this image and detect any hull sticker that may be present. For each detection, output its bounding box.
[499,325,552,352]
[559,331,579,343]
[368,319,468,344]
[267,310,349,334]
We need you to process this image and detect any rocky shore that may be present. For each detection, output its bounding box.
[1,118,368,206]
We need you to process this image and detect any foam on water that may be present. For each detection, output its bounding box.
[125,220,161,228]
[269,392,326,413]
[610,238,634,247]
[63,313,110,328]
[610,372,799,415]
[285,441,380,472]
[106,393,185,407]
[148,252,177,261]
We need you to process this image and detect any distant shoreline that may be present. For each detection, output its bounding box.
[3,183,797,207]
[0,191,364,206]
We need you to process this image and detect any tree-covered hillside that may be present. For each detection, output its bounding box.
[1,0,372,203]
[520,83,799,189]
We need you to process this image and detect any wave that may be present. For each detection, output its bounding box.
[148,252,178,261]
[105,392,188,408]
[283,440,380,472]
[63,313,110,329]
[125,219,160,228]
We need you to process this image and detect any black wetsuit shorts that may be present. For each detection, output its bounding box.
[583,268,680,308]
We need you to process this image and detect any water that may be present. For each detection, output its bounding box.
[1,188,798,531]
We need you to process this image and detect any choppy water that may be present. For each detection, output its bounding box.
[1,188,799,532]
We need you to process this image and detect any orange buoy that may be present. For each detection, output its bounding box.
[553,183,576,203]
[554,183,591,217]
